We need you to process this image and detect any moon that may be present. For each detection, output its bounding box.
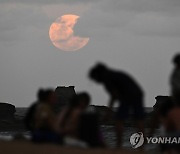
[49,14,89,51]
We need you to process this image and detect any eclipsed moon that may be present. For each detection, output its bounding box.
[49,14,89,51]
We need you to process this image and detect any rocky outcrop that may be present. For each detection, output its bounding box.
[0,103,16,120]
[55,86,76,112]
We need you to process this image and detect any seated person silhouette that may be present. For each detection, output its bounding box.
[148,96,174,137]
[25,89,47,131]
[56,92,104,147]
[89,63,145,147]
[32,89,63,144]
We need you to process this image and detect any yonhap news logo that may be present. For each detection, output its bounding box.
[130,132,180,149]
[130,132,144,149]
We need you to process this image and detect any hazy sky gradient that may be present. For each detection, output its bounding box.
[0,0,180,107]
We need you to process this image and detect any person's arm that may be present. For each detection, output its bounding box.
[105,86,119,120]
[107,88,119,109]
[54,108,68,133]
[103,97,115,122]
[108,97,115,110]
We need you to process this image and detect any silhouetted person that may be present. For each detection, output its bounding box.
[34,89,57,130]
[170,53,180,103]
[166,103,180,133]
[89,63,145,147]
[25,89,47,131]
[32,89,61,143]
[57,93,91,138]
[162,106,180,153]
[160,99,180,153]
[148,96,174,137]
[56,92,104,147]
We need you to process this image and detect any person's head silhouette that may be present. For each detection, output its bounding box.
[173,53,180,67]
[37,89,46,102]
[89,63,107,83]
[69,92,91,110]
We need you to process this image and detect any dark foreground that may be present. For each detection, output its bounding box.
[0,141,157,154]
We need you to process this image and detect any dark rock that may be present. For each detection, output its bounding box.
[90,105,115,125]
[55,86,76,112]
[0,103,15,119]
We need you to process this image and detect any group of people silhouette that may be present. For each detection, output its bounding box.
[25,53,180,152]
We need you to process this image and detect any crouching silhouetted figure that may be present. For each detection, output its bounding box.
[89,63,145,147]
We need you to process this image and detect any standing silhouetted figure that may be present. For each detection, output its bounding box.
[89,63,145,147]
[170,53,180,104]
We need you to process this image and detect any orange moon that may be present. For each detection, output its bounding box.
[49,14,89,51]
